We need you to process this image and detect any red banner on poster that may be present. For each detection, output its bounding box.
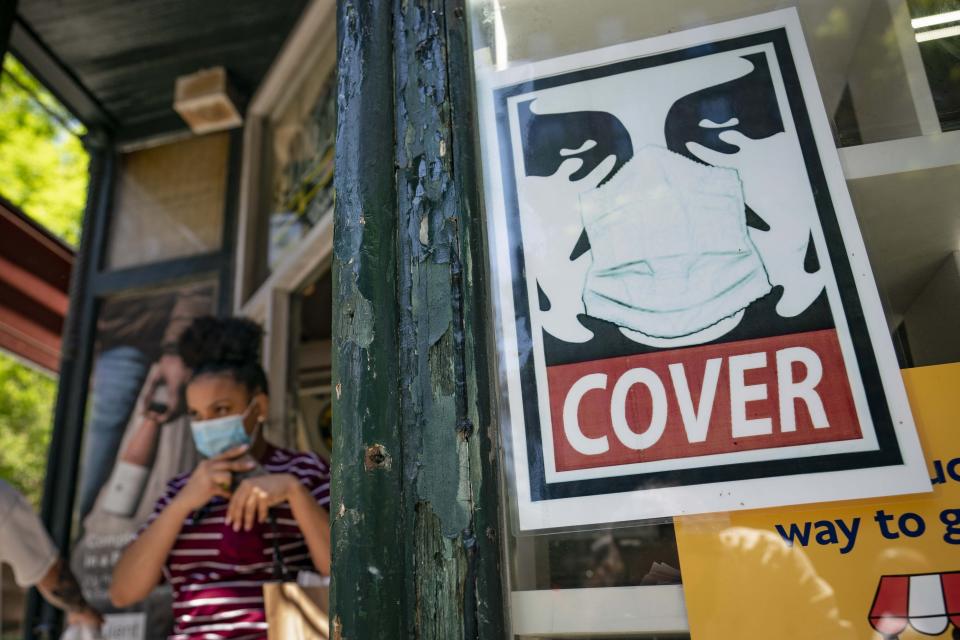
[547,329,859,471]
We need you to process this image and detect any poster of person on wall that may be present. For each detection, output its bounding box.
[71,281,215,639]
[476,9,930,531]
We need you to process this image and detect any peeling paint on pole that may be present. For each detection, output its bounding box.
[331,0,405,638]
[338,276,375,348]
[332,0,506,637]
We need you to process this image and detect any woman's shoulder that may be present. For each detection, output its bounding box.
[144,471,192,518]
[163,470,193,496]
[264,446,330,476]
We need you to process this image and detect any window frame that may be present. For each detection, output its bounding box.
[232,0,337,439]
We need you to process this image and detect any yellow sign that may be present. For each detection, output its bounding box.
[675,363,960,639]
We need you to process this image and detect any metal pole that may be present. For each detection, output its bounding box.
[331,0,506,636]
[25,133,114,640]
[330,0,405,636]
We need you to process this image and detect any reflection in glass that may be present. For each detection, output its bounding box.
[265,75,336,273]
[907,0,960,131]
[511,523,681,591]
[288,270,334,458]
[472,0,942,146]
[468,1,960,637]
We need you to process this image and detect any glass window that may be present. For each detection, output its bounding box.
[466,1,960,637]
[0,54,89,246]
[471,1,947,146]
[106,133,229,269]
[908,0,960,131]
[0,349,56,510]
[72,280,215,638]
[255,71,336,289]
[288,269,334,458]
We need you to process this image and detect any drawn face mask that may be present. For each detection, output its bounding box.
[190,400,257,458]
[578,145,771,342]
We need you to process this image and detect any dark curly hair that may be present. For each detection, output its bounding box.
[178,316,269,395]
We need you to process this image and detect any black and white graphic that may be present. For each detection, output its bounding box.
[517,46,828,355]
[476,9,929,530]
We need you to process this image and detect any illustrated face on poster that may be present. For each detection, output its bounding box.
[476,9,929,530]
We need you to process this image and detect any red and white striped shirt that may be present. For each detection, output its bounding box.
[144,446,331,640]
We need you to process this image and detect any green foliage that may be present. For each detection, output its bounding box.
[0,54,88,246]
[0,351,55,509]
[0,55,85,512]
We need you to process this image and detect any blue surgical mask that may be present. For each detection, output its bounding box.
[190,400,258,458]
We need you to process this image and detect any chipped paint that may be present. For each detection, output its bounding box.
[338,276,374,348]
[332,0,505,637]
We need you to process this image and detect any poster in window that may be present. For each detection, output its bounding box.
[71,281,215,639]
[475,9,929,530]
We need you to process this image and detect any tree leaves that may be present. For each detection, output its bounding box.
[0,56,86,508]
[0,54,88,246]
[0,351,55,509]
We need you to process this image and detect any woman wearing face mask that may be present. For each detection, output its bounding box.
[110,316,331,639]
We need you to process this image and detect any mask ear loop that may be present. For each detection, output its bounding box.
[244,397,267,445]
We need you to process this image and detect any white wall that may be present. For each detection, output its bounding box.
[904,251,960,366]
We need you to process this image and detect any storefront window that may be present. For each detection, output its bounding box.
[908,0,960,131]
[287,270,334,459]
[0,54,89,247]
[106,134,229,269]
[72,281,216,639]
[231,0,337,317]
[466,1,960,637]
[262,74,336,278]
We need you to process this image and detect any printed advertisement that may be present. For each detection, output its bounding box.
[71,282,215,639]
[676,363,960,639]
[475,8,929,529]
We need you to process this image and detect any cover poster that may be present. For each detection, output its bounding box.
[476,9,929,530]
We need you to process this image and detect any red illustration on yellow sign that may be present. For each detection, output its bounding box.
[676,363,960,639]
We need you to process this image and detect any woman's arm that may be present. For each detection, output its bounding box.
[287,481,331,575]
[35,558,102,628]
[119,414,161,467]
[109,494,193,607]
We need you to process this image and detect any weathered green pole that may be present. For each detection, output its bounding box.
[331,0,507,637]
[331,0,406,636]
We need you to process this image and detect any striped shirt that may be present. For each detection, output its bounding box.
[144,446,331,640]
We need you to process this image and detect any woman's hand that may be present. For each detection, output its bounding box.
[175,445,256,512]
[141,354,191,422]
[225,473,299,531]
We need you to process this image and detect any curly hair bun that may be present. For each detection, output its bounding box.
[178,316,264,370]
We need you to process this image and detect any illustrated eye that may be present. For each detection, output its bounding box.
[698,117,739,129]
